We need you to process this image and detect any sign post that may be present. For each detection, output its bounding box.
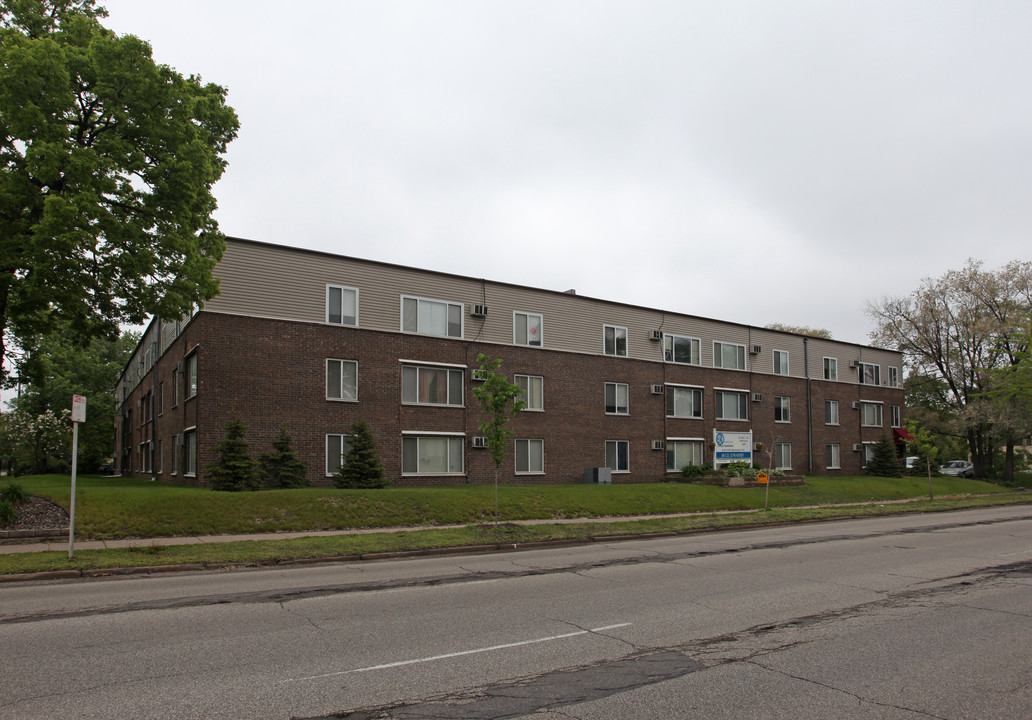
[69,395,86,559]
[756,471,770,510]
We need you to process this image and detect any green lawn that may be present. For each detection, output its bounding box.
[8,473,1018,540]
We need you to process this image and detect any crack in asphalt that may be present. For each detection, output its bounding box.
[296,562,1029,720]
[4,515,1031,626]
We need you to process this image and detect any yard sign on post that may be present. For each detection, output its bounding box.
[68,395,86,559]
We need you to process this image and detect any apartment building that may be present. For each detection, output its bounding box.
[114,237,906,486]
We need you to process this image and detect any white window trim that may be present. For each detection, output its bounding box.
[772,349,789,375]
[774,395,791,423]
[605,439,630,473]
[183,427,197,477]
[398,358,467,369]
[401,295,464,339]
[665,437,705,473]
[713,341,748,370]
[714,388,750,421]
[325,284,359,326]
[858,361,881,386]
[514,438,545,475]
[603,324,629,357]
[860,401,884,427]
[515,374,544,412]
[326,358,359,402]
[604,382,630,415]
[825,399,839,426]
[826,443,841,470]
[774,442,792,471]
[666,384,703,419]
[889,366,900,387]
[401,433,466,476]
[513,311,544,348]
[823,357,838,381]
[325,433,352,477]
[401,364,465,407]
[663,333,702,365]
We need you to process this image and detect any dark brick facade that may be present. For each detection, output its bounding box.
[115,312,905,486]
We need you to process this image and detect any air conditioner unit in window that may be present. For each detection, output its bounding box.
[472,436,487,448]
[752,393,763,402]
[651,440,665,451]
[852,443,862,452]
[649,330,663,341]
[852,400,861,410]
[750,345,761,355]
[849,360,860,369]
[472,369,490,381]
[176,360,184,374]
[651,384,664,395]
[471,304,488,317]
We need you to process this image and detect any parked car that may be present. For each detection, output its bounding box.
[97,462,115,475]
[939,460,974,478]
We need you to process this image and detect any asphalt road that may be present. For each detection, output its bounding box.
[2,505,1031,719]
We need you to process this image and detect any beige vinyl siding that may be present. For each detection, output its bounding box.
[206,239,902,382]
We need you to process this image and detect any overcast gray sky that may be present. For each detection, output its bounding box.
[103,0,1032,346]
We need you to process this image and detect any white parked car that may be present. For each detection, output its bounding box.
[939,460,974,478]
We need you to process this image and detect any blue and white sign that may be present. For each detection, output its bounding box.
[714,429,752,466]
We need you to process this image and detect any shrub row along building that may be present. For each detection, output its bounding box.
[114,237,906,486]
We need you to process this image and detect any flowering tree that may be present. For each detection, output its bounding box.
[0,407,71,474]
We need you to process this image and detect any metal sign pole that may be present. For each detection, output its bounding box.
[69,395,86,560]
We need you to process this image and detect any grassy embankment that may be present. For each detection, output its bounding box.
[1,473,1028,576]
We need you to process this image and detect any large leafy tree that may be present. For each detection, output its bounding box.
[0,0,239,384]
[867,260,1032,480]
[3,325,137,472]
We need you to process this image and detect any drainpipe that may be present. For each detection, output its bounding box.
[805,337,813,474]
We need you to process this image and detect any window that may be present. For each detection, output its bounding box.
[604,325,628,357]
[171,368,179,408]
[605,440,629,472]
[825,400,839,425]
[824,357,838,381]
[666,439,703,472]
[891,405,901,428]
[605,382,629,414]
[861,443,876,467]
[715,390,748,420]
[714,341,746,370]
[402,296,462,338]
[888,366,900,387]
[402,435,465,475]
[326,285,358,326]
[516,374,543,411]
[666,386,702,418]
[860,402,883,427]
[858,362,880,385]
[184,430,197,476]
[774,443,792,470]
[327,359,358,401]
[186,353,198,399]
[158,382,164,416]
[326,434,353,476]
[402,364,464,406]
[170,434,179,475]
[157,439,163,474]
[826,444,840,469]
[774,396,791,423]
[664,334,701,365]
[514,312,543,347]
[773,350,789,375]
[515,438,544,474]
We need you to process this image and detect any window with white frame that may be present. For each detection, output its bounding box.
[605,382,629,414]
[891,405,901,428]
[861,443,876,467]
[826,444,840,469]
[170,434,179,475]
[326,434,353,476]
[774,396,791,422]
[666,385,702,418]
[516,374,543,411]
[824,357,837,381]
[773,350,789,375]
[666,439,703,472]
[157,439,163,474]
[888,366,900,387]
[605,440,629,472]
[825,399,839,425]
[860,402,883,427]
[158,382,164,416]
[402,364,464,406]
[326,285,358,326]
[774,442,792,470]
[402,296,463,338]
[715,390,748,420]
[604,325,628,357]
[186,353,198,399]
[515,438,544,474]
[326,359,358,401]
[514,312,543,347]
[171,368,179,407]
[858,362,881,385]
[713,341,746,370]
[664,334,701,365]
[402,435,465,475]
[184,430,197,476]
